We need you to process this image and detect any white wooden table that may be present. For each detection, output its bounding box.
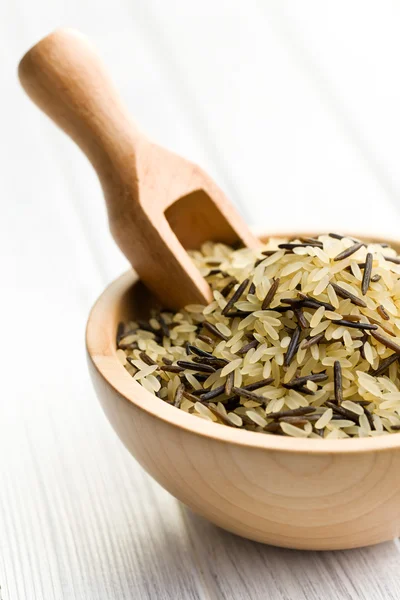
[2,2,400,598]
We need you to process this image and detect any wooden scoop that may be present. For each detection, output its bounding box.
[19,29,259,308]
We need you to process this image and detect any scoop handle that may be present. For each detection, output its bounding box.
[19,29,217,307]
[18,29,145,218]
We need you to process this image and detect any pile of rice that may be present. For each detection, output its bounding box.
[116,234,400,439]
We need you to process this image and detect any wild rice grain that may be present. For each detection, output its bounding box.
[237,338,258,355]
[220,278,237,297]
[377,305,390,321]
[197,335,215,346]
[284,326,301,367]
[371,354,400,376]
[361,253,373,295]
[368,317,396,337]
[187,345,214,358]
[330,282,367,308]
[177,361,216,373]
[300,297,334,311]
[333,320,377,331]
[261,278,280,310]
[158,313,170,338]
[203,321,229,341]
[241,378,274,391]
[183,390,203,403]
[371,331,400,354]
[222,278,250,316]
[364,407,375,430]
[159,364,185,373]
[139,351,158,366]
[272,407,316,419]
[225,371,234,396]
[174,384,185,407]
[301,333,325,349]
[334,360,343,405]
[280,416,309,425]
[384,255,400,265]
[200,385,225,401]
[334,242,364,262]
[325,401,359,423]
[285,373,328,388]
[279,242,321,249]
[232,387,268,403]
[300,237,324,247]
[294,308,308,329]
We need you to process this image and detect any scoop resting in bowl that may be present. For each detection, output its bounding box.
[20,32,400,550]
[86,233,400,551]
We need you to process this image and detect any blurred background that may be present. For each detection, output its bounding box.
[3,2,400,599]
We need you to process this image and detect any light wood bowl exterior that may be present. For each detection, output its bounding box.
[86,234,400,551]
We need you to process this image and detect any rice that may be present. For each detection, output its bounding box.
[117,234,400,439]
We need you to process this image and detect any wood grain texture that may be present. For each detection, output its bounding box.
[19,29,258,309]
[2,0,400,597]
[185,511,400,600]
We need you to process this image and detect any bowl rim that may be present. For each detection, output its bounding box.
[86,232,400,455]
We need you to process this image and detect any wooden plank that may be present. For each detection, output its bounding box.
[2,0,400,598]
[186,511,400,600]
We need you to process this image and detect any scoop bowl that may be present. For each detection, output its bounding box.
[86,233,400,551]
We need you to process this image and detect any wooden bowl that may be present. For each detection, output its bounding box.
[86,235,400,551]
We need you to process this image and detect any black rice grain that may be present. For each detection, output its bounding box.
[334,242,364,261]
[361,253,373,295]
[177,360,216,373]
[225,371,234,396]
[232,386,268,403]
[237,339,258,355]
[222,278,250,316]
[371,330,400,354]
[159,364,184,373]
[334,360,343,405]
[271,407,316,419]
[330,282,367,308]
[284,326,301,367]
[261,278,280,310]
[139,351,157,366]
[200,385,226,401]
[371,354,400,376]
[377,305,390,321]
[174,383,185,407]
[203,321,229,341]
